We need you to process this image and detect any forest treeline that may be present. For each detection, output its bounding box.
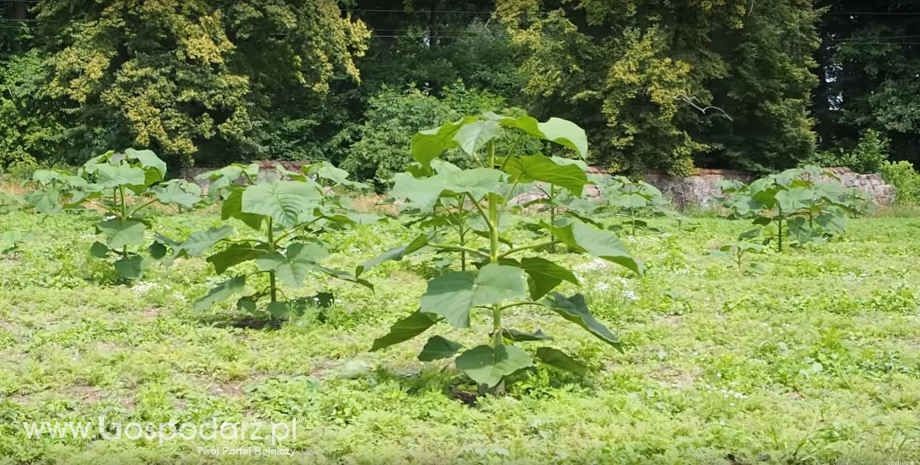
[0,0,916,185]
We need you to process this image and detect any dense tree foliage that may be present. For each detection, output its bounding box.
[813,1,920,165]
[0,0,916,177]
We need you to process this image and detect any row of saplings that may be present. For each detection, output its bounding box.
[7,113,868,392]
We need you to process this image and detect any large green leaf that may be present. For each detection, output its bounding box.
[24,189,61,214]
[222,189,264,231]
[177,226,234,256]
[519,256,580,300]
[536,347,588,376]
[125,148,167,182]
[391,169,504,211]
[420,264,527,328]
[97,219,147,249]
[503,154,589,196]
[816,210,847,235]
[542,221,642,275]
[502,329,553,342]
[776,187,814,212]
[455,345,534,387]
[454,120,501,155]
[151,180,201,209]
[356,234,429,277]
[410,116,478,168]
[486,113,588,158]
[93,164,147,189]
[418,336,463,361]
[193,276,247,311]
[114,255,150,280]
[241,181,321,228]
[370,311,441,352]
[255,242,328,288]
[542,293,621,350]
[206,243,271,274]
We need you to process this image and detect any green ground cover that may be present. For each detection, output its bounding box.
[1,211,920,464]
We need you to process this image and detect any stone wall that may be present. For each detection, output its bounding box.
[180,162,897,207]
[639,167,895,207]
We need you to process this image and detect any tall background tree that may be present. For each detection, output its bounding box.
[813,1,920,165]
[0,0,914,179]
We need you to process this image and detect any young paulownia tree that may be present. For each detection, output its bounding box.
[358,112,643,391]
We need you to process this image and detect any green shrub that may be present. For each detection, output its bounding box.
[340,82,525,190]
[807,129,889,174]
[0,51,67,169]
[879,160,920,205]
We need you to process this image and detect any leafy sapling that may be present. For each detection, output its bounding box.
[26,149,202,279]
[166,162,377,321]
[360,112,643,392]
[719,166,866,252]
[710,229,766,274]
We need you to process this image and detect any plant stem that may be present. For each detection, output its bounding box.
[456,202,467,271]
[549,184,557,252]
[267,218,277,303]
[496,241,556,259]
[777,207,784,253]
[487,190,505,395]
[428,244,488,259]
[127,198,157,218]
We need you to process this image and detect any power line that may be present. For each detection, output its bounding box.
[829,11,920,16]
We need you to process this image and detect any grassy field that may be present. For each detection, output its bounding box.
[2,208,920,464]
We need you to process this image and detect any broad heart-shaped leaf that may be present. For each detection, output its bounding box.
[454,120,501,155]
[151,180,201,209]
[24,188,61,214]
[92,164,147,189]
[90,242,111,258]
[420,264,527,328]
[536,347,588,376]
[519,256,580,300]
[503,154,589,196]
[418,336,463,361]
[391,169,504,211]
[177,226,234,256]
[267,301,291,319]
[776,187,814,212]
[371,310,441,352]
[125,148,167,182]
[455,345,534,387]
[543,293,621,350]
[193,275,247,311]
[256,242,328,288]
[542,220,642,275]
[816,210,847,235]
[502,328,554,342]
[208,244,271,274]
[410,116,478,168]
[486,113,588,158]
[114,255,150,280]
[97,219,147,249]
[356,234,429,277]
[241,181,322,228]
[222,188,264,231]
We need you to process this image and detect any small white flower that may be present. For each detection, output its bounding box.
[313,297,320,302]
[595,282,611,292]
[622,290,638,301]
[616,277,629,286]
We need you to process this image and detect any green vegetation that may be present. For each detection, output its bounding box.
[718,167,868,252]
[172,162,376,322]
[367,114,640,390]
[25,149,203,280]
[1,0,918,179]
[2,208,920,463]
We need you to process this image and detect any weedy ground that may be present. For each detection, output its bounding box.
[1,208,920,464]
